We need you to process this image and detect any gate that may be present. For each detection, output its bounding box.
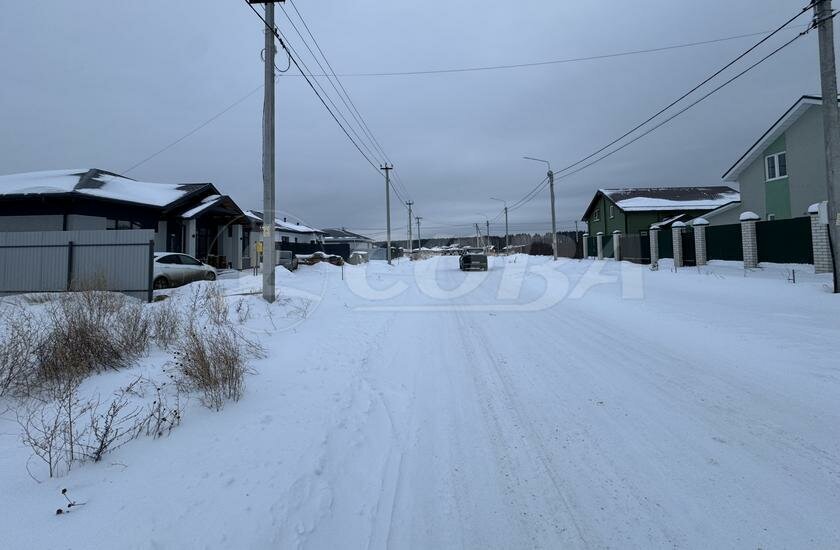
[621,231,651,264]
[680,227,696,266]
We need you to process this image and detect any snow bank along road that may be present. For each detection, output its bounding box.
[2,256,839,549]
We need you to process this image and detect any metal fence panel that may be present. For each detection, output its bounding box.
[706,223,743,261]
[0,230,154,301]
[657,229,673,259]
[756,216,813,264]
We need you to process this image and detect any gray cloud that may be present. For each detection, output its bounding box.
[0,0,826,239]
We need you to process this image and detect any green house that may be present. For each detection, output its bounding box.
[722,95,833,223]
[581,187,740,238]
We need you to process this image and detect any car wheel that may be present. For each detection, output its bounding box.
[153,276,169,290]
[206,272,217,281]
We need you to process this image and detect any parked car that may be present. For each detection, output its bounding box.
[301,251,345,266]
[459,247,488,271]
[348,251,369,265]
[277,250,299,271]
[153,252,217,289]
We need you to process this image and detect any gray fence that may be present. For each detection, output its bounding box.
[0,230,155,301]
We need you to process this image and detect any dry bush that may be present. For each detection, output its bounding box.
[34,291,150,387]
[174,324,248,411]
[201,284,229,326]
[0,307,42,398]
[150,298,182,348]
[16,375,183,478]
[235,297,251,324]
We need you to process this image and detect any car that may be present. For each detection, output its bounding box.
[348,251,369,265]
[459,247,488,271]
[301,251,345,266]
[153,252,217,289]
[277,250,299,271]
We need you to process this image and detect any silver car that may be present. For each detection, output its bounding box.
[153,252,217,289]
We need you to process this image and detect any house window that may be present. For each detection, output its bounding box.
[106,218,141,230]
[592,209,600,222]
[281,236,289,244]
[765,152,787,181]
[609,205,615,219]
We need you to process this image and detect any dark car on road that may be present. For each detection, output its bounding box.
[459,248,488,271]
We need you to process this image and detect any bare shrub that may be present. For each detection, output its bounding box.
[0,307,41,397]
[174,324,252,411]
[18,400,67,479]
[235,297,251,324]
[201,284,229,326]
[34,291,150,386]
[150,298,181,348]
[16,376,182,478]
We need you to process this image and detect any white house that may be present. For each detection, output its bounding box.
[244,210,325,244]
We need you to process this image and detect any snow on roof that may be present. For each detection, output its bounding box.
[181,195,222,218]
[0,169,202,207]
[322,228,374,241]
[245,210,325,234]
[600,187,740,212]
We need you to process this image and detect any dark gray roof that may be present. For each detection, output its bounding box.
[582,186,739,220]
[322,228,373,241]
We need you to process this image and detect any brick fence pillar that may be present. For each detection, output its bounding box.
[649,225,660,268]
[582,233,589,258]
[672,222,685,268]
[810,203,832,274]
[612,230,621,261]
[596,232,604,260]
[692,217,709,266]
[740,211,759,269]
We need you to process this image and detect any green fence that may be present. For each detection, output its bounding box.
[706,223,743,261]
[657,229,673,259]
[757,216,813,264]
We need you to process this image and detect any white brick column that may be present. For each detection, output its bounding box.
[692,217,709,266]
[810,203,832,273]
[186,219,197,258]
[672,222,685,268]
[740,211,759,269]
[582,233,589,258]
[649,225,660,267]
[612,230,622,261]
[596,232,604,260]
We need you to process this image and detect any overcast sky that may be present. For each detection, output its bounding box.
[0,0,831,239]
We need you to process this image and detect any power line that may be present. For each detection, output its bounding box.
[245,1,383,177]
[495,2,816,221]
[286,28,807,78]
[550,2,815,179]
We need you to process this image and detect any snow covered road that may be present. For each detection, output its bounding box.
[2,256,839,549]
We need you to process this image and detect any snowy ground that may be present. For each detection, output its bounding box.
[1,256,839,549]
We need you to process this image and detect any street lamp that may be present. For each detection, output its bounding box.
[490,197,509,252]
[523,156,557,260]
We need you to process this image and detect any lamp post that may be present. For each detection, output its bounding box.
[523,156,557,260]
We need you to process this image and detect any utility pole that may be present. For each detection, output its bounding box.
[524,157,558,260]
[406,200,414,256]
[255,0,281,303]
[485,219,490,249]
[475,223,481,247]
[415,216,422,250]
[816,0,840,292]
[490,197,509,253]
[381,164,393,265]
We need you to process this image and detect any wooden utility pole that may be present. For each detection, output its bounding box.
[406,200,413,256]
[257,0,281,302]
[381,164,393,265]
[415,216,422,250]
[816,0,840,292]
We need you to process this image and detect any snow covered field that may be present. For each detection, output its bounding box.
[1,255,839,549]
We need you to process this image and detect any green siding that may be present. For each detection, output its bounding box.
[763,134,791,219]
[765,179,792,219]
